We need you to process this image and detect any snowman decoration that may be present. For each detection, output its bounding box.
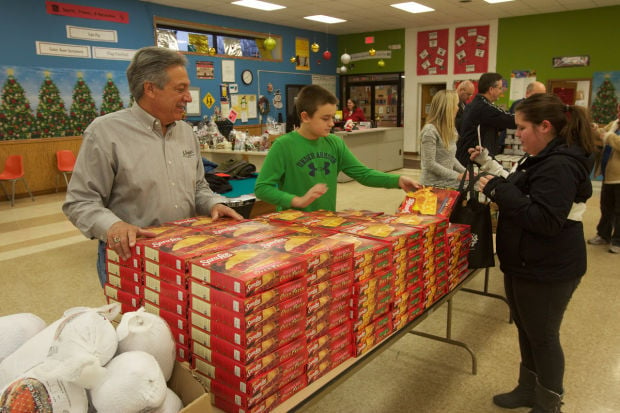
[272,89,283,109]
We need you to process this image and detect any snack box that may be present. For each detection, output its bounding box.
[398,187,460,217]
[307,290,351,316]
[106,296,140,314]
[105,249,142,270]
[306,321,352,357]
[143,259,186,287]
[355,320,393,356]
[190,309,306,348]
[143,300,189,332]
[142,286,188,316]
[188,276,307,315]
[191,323,306,364]
[300,214,368,232]
[307,271,353,302]
[189,294,307,332]
[192,336,307,381]
[106,273,141,295]
[199,219,297,243]
[352,258,393,283]
[106,260,142,279]
[305,258,353,286]
[176,343,191,362]
[336,209,385,219]
[212,372,307,413]
[379,213,449,240]
[306,345,353,384]
[189,244,308,297]
[253,233,355,272]
[260,209,318,224]
[103,283,141,309]
[306,298,351,329]
[194,351,307,397]
[306,308,351,340]
[165,216,237,230]
[142,231,243,272]
[337,221,423,251]
[170,324,190,347]
[324,232,392,269]
[143,274,189,303]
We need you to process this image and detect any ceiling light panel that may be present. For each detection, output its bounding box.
[231,0,286,11]
[391,2,435,13]
[304,15,347,24]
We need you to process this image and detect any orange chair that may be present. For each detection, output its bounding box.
[56,150,76,192]
[0,155,35,207]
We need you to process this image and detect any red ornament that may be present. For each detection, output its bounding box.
[323,50,332,60]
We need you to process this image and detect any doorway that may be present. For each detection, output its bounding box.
[419,83,447,128]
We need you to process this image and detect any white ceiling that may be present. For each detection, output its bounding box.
[141,0,620,35]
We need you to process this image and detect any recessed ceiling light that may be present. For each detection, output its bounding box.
[304,15,347,24]
[231,0,285,11]
[484,0,514,3]
[391,2,434,13]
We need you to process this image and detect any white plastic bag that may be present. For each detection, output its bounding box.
[0,313,46,362]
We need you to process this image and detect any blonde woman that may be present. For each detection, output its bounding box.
[419,90,466,188]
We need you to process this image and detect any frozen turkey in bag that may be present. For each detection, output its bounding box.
[0,313,46,362]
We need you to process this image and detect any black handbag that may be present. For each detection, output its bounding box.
[449,162,495,269]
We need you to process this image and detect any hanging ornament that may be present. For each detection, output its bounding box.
[267,82,274,93]
[369,48,376,56]
[323,50,332,60]
[311,42,320,53]
[290,56,297,63]
[377,59,385,67]
[340,65,348,73]
[264,36,277,51]
[340,53,351,65]
[208,47,216,56]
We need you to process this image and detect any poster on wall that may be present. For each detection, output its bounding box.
[196,61,214,79]
[509,70,536,101]
[295,38,310,71]
[417,29,448,76]
[453,25,489,74]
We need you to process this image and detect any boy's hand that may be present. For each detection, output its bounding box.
[398,176,421,192]
[291,183,328,208]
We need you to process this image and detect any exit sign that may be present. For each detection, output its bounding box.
[365,36,375,44]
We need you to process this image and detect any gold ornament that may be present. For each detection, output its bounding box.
[264,37,277,51]
[377,59,385,67]
[290,56,297,63]
[311,42,320,53]
[208,47,216,56]
[369,48,376,56]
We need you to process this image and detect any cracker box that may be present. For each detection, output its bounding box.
[338,221,423,251]
[189,244,308,297]
[325,232,392,269]
[307,271,353,302]
[398,187,460,217]
[142,231,242,272]
[306,258,353,285]
[306,297,351,328]
[142,286,188,316]
[106,260,142,280]
[143,274,189,303]
[254,233,355,272]
[306,345,353,384]
[104,283,141,309]
[188,276,307,315]
[143,300,189,332]
[307,321,352,357]
[191,324,306,364]
[105,248,142,270]
[260,209,317,224]
[106,296,140,314]
[143,259,186,287]
[106,273,141,295]
[306,309,351,340]
[336,209,385,219]
[165,216,237,230]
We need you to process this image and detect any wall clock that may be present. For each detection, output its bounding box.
[241,69,253,85]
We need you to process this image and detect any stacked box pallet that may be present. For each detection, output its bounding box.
[446,223,472,291]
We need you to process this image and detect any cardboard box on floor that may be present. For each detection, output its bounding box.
[168,361,214,413]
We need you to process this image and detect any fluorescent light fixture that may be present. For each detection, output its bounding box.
[304,15,347,24]
[391,2,434,13]
[231,0,285,11]
[484,0,514,3]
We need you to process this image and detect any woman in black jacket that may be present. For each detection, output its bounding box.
[469,93,596,413]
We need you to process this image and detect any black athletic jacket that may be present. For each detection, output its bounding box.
[483,138,594,282]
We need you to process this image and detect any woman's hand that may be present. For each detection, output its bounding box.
[476,174,492,193]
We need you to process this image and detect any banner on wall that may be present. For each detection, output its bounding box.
[453,25,489,74]
[417,29,448,76]
[46,1,129,24]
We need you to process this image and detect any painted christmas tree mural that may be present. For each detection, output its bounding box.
[591,74,619,124]
[35,72,71,138]
[69,73,98,135]
[0,69,36,140]
[100,74,124,115]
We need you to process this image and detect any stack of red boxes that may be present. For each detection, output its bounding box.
[446,223,472,291]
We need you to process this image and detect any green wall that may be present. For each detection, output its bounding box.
[496,5,620,107]
[338,29,405,73]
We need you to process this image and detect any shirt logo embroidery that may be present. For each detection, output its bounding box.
[308,161,330,177]
[182,149,195,158]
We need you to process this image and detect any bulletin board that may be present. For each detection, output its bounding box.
[453,25,489,74]
[417,29,448,76]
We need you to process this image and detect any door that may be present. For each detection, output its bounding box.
[349,85,372,121]
[374,84,398,127]
[419,83,446,127]
[548,80,577,105]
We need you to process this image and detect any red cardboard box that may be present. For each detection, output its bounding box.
[199,220,296,243]
[143,274,189,303]
[307,345,352,383]
[143,300,189,332]
[305,258,353,286]
[189,244,308,297]
[142,286,188,316]
[104,283,141,308]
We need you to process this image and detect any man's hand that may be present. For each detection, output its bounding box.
[291,183,328,209]
[398,176,421,192]
[210,203,244,220]
[106,221,157,260]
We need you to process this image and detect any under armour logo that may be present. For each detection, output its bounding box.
[308,161,330,177]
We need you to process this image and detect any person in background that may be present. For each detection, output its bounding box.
[342,98,366,122]
[456,72,516,165]
[63,46,242,287]
[455,80,475,132]
[419,90,466,188]
[469,93,596,413]
[255,85,420,212]
[509,81,547,113]
[588,104,620,253]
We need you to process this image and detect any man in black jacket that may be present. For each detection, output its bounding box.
[456,72,515,166]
